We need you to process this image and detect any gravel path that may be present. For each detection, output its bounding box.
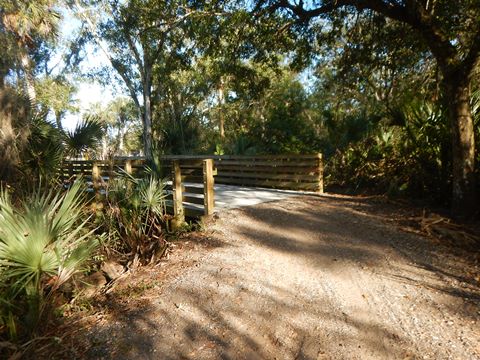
[86,194,480,360]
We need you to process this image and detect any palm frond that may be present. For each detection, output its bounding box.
[0,181,98,336]
[64,116,103,157]
[22,112,64,181]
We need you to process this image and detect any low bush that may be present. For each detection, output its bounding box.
[0,181,98,343]
[99,170,169,266]
[326,102,452,204]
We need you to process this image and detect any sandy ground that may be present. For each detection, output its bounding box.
[76,194,479,360]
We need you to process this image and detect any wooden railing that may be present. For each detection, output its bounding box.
[60,153,323,218]
[209,154,322,192]
[60,158,215,220]
[157,154,323,192]
[169,159,215,220]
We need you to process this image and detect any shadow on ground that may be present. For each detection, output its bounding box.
[61,193,479,360]
[234,195,480,303]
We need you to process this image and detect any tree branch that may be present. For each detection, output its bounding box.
[463,26,480,77]
[266,0,458,69]
[71,0,141,110]
[124,31,144,76]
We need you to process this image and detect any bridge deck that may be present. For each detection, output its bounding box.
[212,184,311,210]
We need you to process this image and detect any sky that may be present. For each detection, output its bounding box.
[62,82,114,130]
[57,10,115,131]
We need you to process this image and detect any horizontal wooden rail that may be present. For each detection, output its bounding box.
[60,158,216,220]
[197,154,323,192]
[147,154,323,191]
[61,153,323,218]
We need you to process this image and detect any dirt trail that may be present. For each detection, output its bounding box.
[84,194,480,360]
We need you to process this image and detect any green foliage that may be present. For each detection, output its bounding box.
[209,70,323,155]
[35,77,78,127]
[0,0,60,82]
[0,88,65,185]
[228,135,259,155]
[0,181,98,341]
[64,117,103,158]
[253,75,321,154]
[327,101,452,202]
[22,113,64,181]
[100,172,168,264]
[156,113,204,155]
[0,86,107,187]
[86,98,142,157]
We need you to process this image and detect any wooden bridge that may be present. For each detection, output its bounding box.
[60,154,324,221]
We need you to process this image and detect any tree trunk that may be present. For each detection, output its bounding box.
[218,77,225,139]
[143,69,153,160]
[102,136,108,160]
[443,72,477,217]
[55,111,63,130]
[20,53,36,103]
[118,127,125,155]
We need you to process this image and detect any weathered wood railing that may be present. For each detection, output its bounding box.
[158,154,323,192]
[213,154,322,192]
[60,158,215,220]
[60,153,323,218]
[168,158,215,220]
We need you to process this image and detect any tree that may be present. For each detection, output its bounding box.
[1,1,62,183]
[86,98,141,157]
[254,72,322,154]
[36,76,78,129]
[0,0,60,101]
[259,0,480,216]
[71,0,225,159]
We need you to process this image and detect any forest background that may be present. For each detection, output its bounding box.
[1,0,479,216]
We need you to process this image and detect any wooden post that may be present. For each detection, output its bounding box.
[172,160,185,228]
[124,159,132,175]
[80,161,87,180]
[317,153,324,194]
[124,159,133,192]
[68,161,74,180]
[107,159,114,183]
[203,159,215,216]
[91,161,103,211]
[92,162,101,196]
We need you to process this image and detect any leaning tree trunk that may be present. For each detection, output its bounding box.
[443,72,477,217]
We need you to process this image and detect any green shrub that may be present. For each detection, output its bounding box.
[100,170,168,265]
[0,181,98,341]
[326,101,451,203]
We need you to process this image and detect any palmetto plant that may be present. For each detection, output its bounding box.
[472,87,480,121]
[327,99,452,200]
[22,112,64,181]
[102,170,168,265]
[64,117,103,158]
[0,180,98,340]
[0,87,66,186]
